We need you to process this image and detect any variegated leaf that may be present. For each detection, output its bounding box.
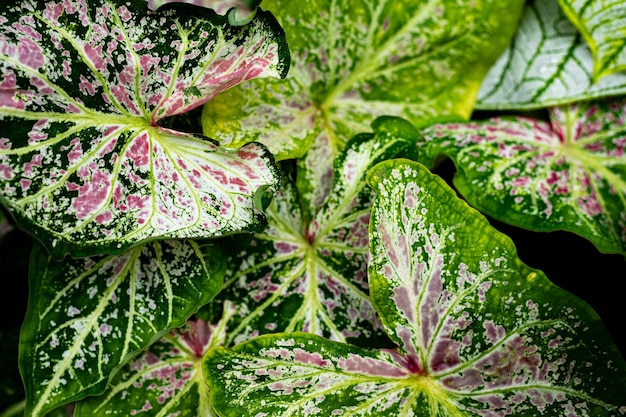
[74,305,236,417]
[204,333,421,416]
[210,117,418,347]
[0,0,288,258]
[204,159,626,416]
[201,0,524,161]
[20,239,224,417]
[558,0,626,81]
[420,97,626,254]
[477,0,626,110]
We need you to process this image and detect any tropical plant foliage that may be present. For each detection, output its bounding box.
[0,0,625,417]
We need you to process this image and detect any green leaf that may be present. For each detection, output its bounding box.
[20,239,224,417]
[209,117,417,347]
[201,0,524,161]
[74,305,236,417]
[476,0,626,110]
[0,0,288,258]
[204,333,421,416]
[420,97,626,254]
[558,0,626,81]
[204,159,626,416]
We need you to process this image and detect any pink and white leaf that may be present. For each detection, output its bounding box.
[420,97,626,255]
[0,0,288,257]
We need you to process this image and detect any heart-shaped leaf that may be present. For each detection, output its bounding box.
[477,0,626,110]
[558,0,626,81]
[208,117,417,348]
[420,97,626,254]
[201,0,524,161]
[0,0,288,258]
[20,239,224,417]
[74,305,236,417]
[205,159,626,416]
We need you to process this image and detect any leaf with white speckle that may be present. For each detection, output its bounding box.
[201,0,524,161]
[476,0,626,110]
[204,159,626,416]
[421,97,626,255]
[74,306,236,417]
[20,239,224,417]
[0,0,288,258]
[208,117,418,348]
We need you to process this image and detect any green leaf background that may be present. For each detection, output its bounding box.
[201,0,524,161]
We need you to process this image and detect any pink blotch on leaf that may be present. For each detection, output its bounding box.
[179,319,211,357]
[126,134,150,167]
[99,323,113,336]
[0,71,25,110]
[68,166,113,219]
[42,2,64,24]
[337,353,408,378]
[294,348,330,368]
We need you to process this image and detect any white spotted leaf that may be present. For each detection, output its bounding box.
[558,0,626,81]
[420,97,626,255]
[74,306,236,417]
[0,0,288,258]
[20,239,224,417]
[201,0,524,161]
[207,117,418,348]
[476,0,626,110]
[203,159,626,416]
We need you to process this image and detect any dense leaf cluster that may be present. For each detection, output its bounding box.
[1,0,625,416]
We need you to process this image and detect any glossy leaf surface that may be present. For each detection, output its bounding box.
[20,240,224,417]
[558,0,626,80]
[421,97,626,254]
[0,0,288,258]
[204,159,626,416]
[477,0,626,110]
[209,117,417,347]
[75,307,235,417]
[201,0,523,160]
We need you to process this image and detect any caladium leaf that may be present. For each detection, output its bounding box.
[201,0,524,161]
[477,0,626,110]
[0,0,288,258]
[209,117,418,347]
[204,159,626,416]
[558,0,626,81]
[420,97,626,255]
[74,305,236,417]
[20,239,224,417]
